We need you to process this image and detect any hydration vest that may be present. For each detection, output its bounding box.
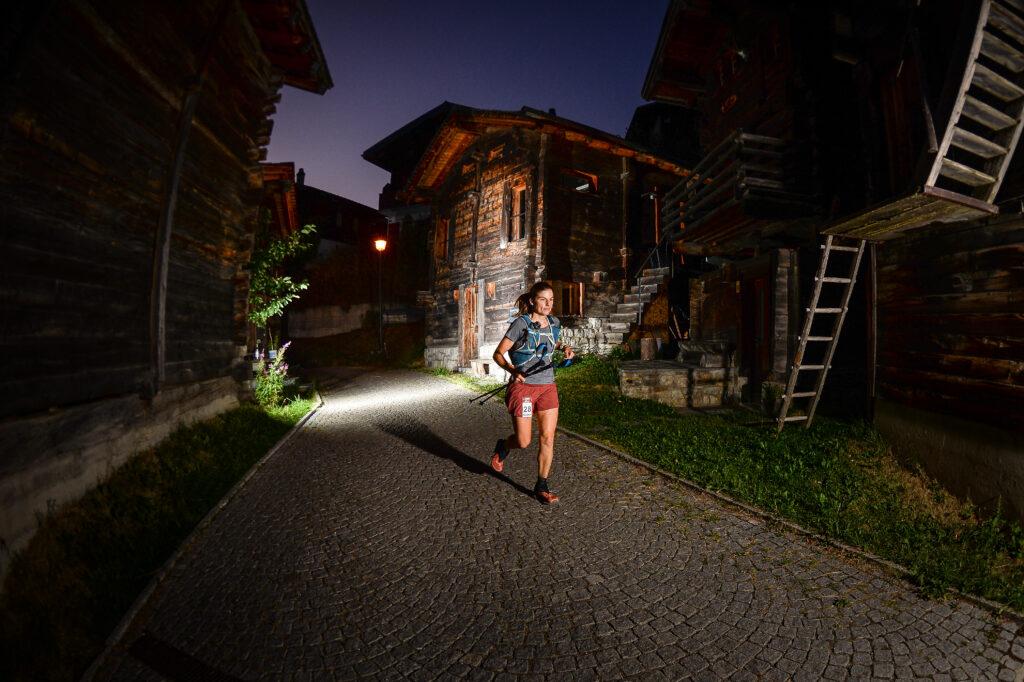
[509,314,560,370]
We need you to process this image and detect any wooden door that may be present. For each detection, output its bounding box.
[741,276,772,392]
[461,285,477,365]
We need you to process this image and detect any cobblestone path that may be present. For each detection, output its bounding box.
[98,369,1024,681]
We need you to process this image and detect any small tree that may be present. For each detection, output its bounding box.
[247,222,317,348]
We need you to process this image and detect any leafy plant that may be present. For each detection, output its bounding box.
[247,222,317,345]
[253,341,291,407]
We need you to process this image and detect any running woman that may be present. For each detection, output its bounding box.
[490,281,574,504]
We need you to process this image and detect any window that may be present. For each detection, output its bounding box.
[510,185,527,241]
[551,281,584,317]
[488,145,504,162]
[559,169,598,194]
[433,217,448,263]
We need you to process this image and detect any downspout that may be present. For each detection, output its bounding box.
[532,132,548,283]
[148,1,232,396]
[620,157,633,278]
[468,152,483,283]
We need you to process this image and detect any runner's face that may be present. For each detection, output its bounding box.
[533,289,554,316]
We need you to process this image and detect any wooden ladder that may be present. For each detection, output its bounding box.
[926,0,1024,202]
[776,236,867,432]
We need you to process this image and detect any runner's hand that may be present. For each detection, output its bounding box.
[511,369,526,383]
[563,346,575,360]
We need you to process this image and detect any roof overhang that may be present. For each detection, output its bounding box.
[641,0,728,106]
[399,106,691,203]
[242,0,333,94]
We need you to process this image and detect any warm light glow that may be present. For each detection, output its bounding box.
[374,238,387,252]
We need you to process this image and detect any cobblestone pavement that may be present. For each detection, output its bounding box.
[98,369,1024,681]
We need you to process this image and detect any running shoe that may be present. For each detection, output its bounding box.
[490,439,506,473]
[536,489,559,505]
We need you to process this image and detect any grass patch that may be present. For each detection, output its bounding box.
[438,355,1024,610]
[0,397,314,681]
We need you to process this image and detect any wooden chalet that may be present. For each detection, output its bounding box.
[645,0,1024,520]
[0,0,331,570]
[364,103,689,374]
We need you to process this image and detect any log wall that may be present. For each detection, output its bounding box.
[876,216,1024,432]
[0,0,286,570]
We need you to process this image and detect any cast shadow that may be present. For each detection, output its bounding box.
[374,416,534,498]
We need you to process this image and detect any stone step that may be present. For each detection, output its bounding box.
[609,312,636,323]
[605,322,632,333]
[643,267,670,278]
[623,293,651,304]
[630,283,660,296]
[617,302,640,314]
[603,331,626,344]
[638,275,665,286]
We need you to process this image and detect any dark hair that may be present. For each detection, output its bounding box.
[514,281,554,315]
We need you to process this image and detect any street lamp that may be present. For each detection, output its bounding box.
[374,237,387,353]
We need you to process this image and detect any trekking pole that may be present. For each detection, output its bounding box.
[467,344,549,404]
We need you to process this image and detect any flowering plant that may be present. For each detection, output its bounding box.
[254,341,291,407]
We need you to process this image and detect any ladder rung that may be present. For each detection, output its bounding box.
[951,126,1009,158]
[791,392,816,398]
[813,308,844,313]
[805,336,834,342]
[939,158,996,187]
[798,365,826,370]
[783,415,809,422]
[972,62,1024,102]
[981,30,1024,74]
[962,94,1017,132]
[820,277,852,283]
[990,2,1024,44]
[822,244,860,252]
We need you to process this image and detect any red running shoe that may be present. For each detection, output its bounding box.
[490,439,507,473]
[536,490,559,505]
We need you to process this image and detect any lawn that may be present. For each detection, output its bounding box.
[0,397,314,682]
[436,356,1024,612]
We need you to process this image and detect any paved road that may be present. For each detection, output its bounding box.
[97,369,1024,681]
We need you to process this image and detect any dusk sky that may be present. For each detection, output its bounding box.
[266,1,670,209]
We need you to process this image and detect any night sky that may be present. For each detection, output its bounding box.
[266,1,670,209]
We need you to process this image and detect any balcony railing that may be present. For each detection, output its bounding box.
[661,130,817,244]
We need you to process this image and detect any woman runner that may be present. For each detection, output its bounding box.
[490,281,574,504]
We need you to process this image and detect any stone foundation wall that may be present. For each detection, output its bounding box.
[618,360,747,409]
[0,376,240,576]
[559,317,606,354]
[425,344,459,370]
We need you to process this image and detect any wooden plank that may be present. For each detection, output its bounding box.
[951,126,1008,157]
[961,94,1017,131]
[939,157,996,186]
[991,1,1024,41]
[972,61,1024,101]
[981,29,1024,72]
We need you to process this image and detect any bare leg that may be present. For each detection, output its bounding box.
[536,408,559,479]
[505,416,533,451]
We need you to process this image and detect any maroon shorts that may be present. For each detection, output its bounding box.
[506,382,559,418]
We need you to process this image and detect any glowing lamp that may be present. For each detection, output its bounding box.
[374,238,387,252]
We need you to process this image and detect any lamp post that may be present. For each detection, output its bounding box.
[374,237,387,353]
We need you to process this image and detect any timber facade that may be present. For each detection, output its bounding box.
[645,0,1024,520]
[365,104,688,372]
[0,1,331,570]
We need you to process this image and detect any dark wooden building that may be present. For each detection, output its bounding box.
[0,0,331,570]
[365,103,689,374]
[644,0,1024,520]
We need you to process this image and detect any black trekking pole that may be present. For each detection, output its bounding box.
[468,344,550,405]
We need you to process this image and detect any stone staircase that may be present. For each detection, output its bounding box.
[596,266,670,353]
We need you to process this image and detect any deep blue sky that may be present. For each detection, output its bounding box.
[266,1,670,209]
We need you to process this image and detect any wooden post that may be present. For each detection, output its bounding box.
[148,1,232,396]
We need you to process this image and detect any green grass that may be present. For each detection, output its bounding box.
[439,355,1024,610]
[0,397,314,682]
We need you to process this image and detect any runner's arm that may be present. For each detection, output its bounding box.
[493,337,525,383]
